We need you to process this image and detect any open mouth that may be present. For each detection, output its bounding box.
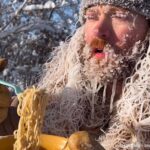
[89,38,107,59]
[92,48,105,59]
[94,49,103,53]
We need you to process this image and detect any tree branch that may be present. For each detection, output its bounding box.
[23,1,56,11]
[0,0,28,31]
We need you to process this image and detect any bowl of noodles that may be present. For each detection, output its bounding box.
[0,134,69,150]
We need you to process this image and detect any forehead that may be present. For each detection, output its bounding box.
[85,4,130,13]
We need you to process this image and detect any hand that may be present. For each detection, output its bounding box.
[0,58,10,123]
[0,88,19,136]
[0,84,11,123]
[0,58,19,135]
[68,131,105,150]
[0,58,9,107]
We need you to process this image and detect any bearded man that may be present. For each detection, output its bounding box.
[38,0,150,149]
[0,0,150,149]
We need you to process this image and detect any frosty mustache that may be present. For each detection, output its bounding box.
[90,37,106,50]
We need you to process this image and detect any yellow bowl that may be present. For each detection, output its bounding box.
[0,134,70,150]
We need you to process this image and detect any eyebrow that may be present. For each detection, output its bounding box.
[109,7,128,13]
[85,5,128,14]
[85,8,98,14]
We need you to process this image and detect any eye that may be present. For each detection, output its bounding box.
[111,11,129,20]
[84,13,99,21]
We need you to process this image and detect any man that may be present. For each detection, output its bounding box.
[1,0,150,149]
[38,0,150,149]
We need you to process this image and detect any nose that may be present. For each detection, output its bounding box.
[93,15,110,40]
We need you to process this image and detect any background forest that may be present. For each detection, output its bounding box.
[0,0,80,90]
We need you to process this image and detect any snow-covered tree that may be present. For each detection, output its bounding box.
[0,0,80,89]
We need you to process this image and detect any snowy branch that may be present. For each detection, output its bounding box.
[0,0,28,31]
[0,0,79,88]
[23,1,56,11]
[15,0,28,15]
[0,20,55,39]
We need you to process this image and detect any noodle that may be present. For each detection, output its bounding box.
[14,87,48,150]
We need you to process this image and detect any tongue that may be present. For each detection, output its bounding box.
[95,52,105,59]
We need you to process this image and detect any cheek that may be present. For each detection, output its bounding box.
[84,23,96,45]
[113,23,136,49]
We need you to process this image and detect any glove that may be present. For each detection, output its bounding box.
[0,57,19,135]
[0,84,11,123]
[0,58,11,123]
[68,131,105,150]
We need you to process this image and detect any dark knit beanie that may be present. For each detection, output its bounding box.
[79,0,150,23]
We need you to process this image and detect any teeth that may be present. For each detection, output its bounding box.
[95,49,103,53]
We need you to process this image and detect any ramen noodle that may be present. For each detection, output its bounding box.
[14,87,48,150]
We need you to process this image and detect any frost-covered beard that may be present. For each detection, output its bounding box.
[82,41,142,85]
[82,44,124,85]
[41,27,147,137]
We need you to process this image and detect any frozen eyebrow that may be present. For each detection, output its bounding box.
[85,8,98,14]
[108,7,128,14]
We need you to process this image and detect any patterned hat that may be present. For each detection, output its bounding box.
[79,0,150,23]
